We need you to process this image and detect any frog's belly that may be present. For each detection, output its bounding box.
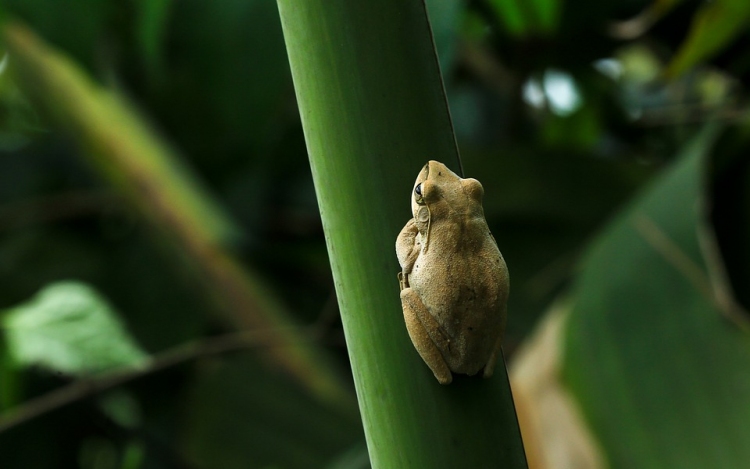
[410,253,505,375]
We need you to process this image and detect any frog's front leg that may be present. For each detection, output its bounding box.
[400,288,453,384]
[396,220,420,290]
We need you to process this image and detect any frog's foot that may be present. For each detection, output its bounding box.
[400,288,452,385]
[482,335,504,379]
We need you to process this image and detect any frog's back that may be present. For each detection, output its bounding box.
[410,218,508,375]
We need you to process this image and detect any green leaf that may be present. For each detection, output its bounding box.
[563,125,750,468]
[2,281,149,375]
[530,0,561,33]
[489,0,526,36]
[134,0,173,80]
[667,0,750,78]
[488,0,561,37]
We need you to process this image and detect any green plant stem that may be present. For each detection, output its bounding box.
[277,1,527,467]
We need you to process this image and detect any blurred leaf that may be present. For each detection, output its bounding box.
[464,146,654,339]
[488,0,560,37]
[120,442,145,469]
[1,281,149,375]
[0,0,111,70]
[425,0,463,71]
[653,0,684,16]
[134,0,172,80]
[461,10,492,42]
[97,391,142,429]
[667,0,750,78]
[489,0,526,36]
[510,303,607,469]
[2,22,241,246]
[530,0,560,33]
[0,58,45,144]
[563,125,750,467]
[540,105,601,150]
[0,343,19,410]
[609,0,685,40]
[78,437,118,469]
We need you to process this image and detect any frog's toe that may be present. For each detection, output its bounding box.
[435,370,453,385]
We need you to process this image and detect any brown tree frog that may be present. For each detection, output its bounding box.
[395,161,509,384]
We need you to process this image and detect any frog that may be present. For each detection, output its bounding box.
[395,160,509,385]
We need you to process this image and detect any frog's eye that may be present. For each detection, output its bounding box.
[414,183,426,205]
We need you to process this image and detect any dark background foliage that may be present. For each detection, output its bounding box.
[0,0,747,467]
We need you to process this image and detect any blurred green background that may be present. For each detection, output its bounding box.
[0,0,748,468]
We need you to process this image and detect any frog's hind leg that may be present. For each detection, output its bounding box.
[400,288,453,385]
[482,335,504,378]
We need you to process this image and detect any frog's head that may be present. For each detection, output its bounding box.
[411,160,484,221]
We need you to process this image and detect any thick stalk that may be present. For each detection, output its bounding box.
[277,1,527,467]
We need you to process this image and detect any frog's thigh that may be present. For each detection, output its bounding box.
[400,288,452,385]
[482,334,504,378]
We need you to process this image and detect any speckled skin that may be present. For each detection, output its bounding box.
[396,161,509,384]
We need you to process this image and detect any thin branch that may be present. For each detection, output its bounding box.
[0,326,320,433]
[608,7,660,40]
[633,214,725,314]
[634,214,712,295]
[458,41,517,96]
[634,104,749,127]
